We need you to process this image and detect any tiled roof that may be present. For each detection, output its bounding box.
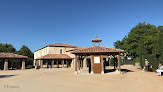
[92,38,102,42]
[71,46,125,54]
[48,43,78,48]
[35,54,72,60]
[66,47,84,52]
[35,43,79,52]
[0,53,28,59]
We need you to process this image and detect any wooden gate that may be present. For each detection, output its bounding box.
[93,56,102,74]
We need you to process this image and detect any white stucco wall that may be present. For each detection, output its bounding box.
[34,46,77,68]
[34,46,49,59]
[48,47,76,58]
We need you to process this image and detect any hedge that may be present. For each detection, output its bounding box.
[141,54,159,71]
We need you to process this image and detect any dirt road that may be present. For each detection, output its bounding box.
[0,65,163,92]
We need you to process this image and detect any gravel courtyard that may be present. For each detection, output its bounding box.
[0,65,163,92]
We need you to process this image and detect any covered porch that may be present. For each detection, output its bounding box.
[71,46,125,74]
[35,54,73,68]
[0,53,27,70]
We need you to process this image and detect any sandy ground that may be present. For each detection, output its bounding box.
[0,65,163,92]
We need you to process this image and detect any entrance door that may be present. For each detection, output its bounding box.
[93,56,102,74]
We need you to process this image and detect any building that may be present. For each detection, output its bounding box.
[0,53,27,70]
[71,37,125,74]
[34,37,125,74]
[34,43,83,68]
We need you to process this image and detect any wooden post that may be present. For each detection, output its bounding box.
[62,60,64,68]
[78,57,81,73]
[90,55,94,74]
[80,56,83,71]
[101,55,104,74]
[57,59,59,68]
[117,54,121,74]
[51,60,54,68]
[40,60,43,68]
[83,58,87,68]
[66,60,68,68]
[114,57,116,69]
[74,55,78,74]
[21,59,25,70]
[45,61,48,68]
[4,59,8,70]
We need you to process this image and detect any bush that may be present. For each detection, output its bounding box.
[120,58,124,65]
[134,57,140,63]
[25,58,34,67]
[26,65,33,69]
[159,54,163,65]
[110,58,114,66]
[110,58,124,66]
[142,54,159,71]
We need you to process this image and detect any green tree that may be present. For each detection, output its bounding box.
[114,22,159,57]
[114,36,127,50]
[17,45,34,67]
[17,45,33,58]
[0,43,16,53]
[153,29,163,56]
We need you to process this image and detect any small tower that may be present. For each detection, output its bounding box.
[92,36,102,46]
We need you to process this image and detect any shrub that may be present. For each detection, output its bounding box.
[134,57,140,63]
[110,58,114,66]
[142,54,159,71]
[159,54,163,65]
[109,58,123,66]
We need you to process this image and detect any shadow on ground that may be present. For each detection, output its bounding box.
[0,75,18,79]
[105,69,134,73]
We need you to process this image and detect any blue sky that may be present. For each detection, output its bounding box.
[0,0,163,52]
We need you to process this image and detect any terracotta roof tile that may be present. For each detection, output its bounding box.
[35,54,72,60]
[71,46,125,54]
[35,43,79,52]
[48,43,78,48]
[0,53,28,59]
[66,47,84,52]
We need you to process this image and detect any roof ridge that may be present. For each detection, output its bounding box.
[35,43,80,52]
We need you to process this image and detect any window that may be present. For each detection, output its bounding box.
[60,49,62,54]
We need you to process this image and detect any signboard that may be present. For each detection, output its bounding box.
[94,57,100,63]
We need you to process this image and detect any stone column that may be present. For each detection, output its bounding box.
[66,60,68,68]
[40,60,43,68]
[83,58,87,68]
[57,59,59,68]
[114,57,116,69]
[101,55,104,74]
[78,57,81,73]
[80,58,83,71]
[4,59,8,70]
[90,55,94,74]
[117,54,121,74]
[46,61,48,68]
[62,60,64,68]
[21,59,25,70]
[38,60,41,67]
[74,55,78,74]
[51,60,54,68]
[71,59,74,68]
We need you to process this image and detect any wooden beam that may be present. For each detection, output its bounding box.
[117,54,121,74]
[74,55,78,74]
